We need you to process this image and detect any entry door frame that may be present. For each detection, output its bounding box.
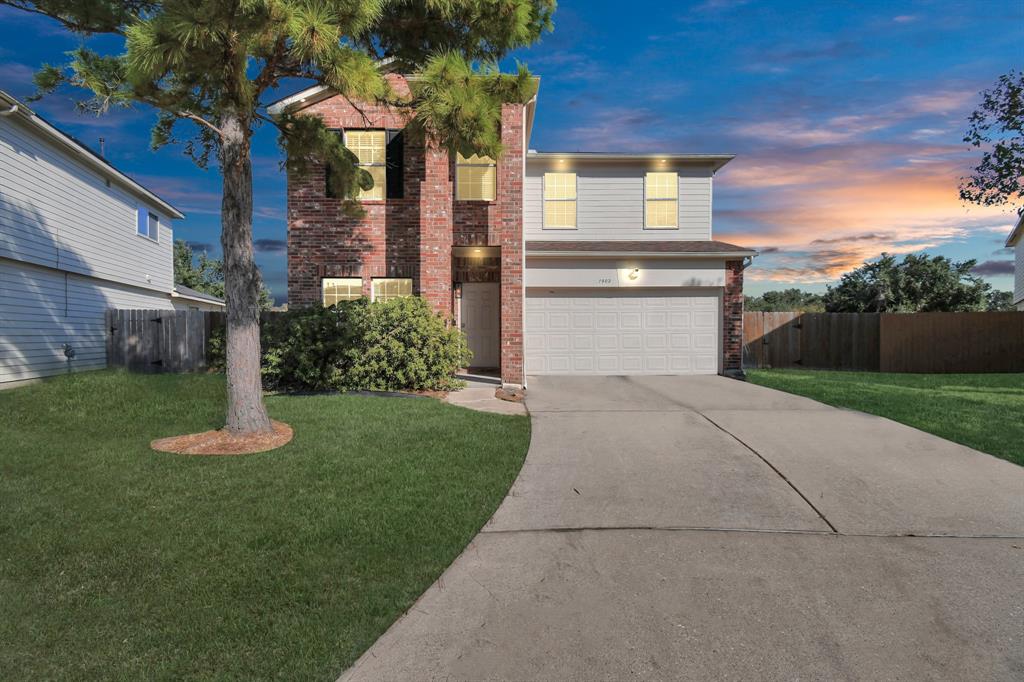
[460,282,501,369]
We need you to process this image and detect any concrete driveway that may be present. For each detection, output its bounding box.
[342,376,1024,681]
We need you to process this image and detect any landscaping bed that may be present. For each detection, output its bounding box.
[747,369,1023,466]
[0,370,530,679]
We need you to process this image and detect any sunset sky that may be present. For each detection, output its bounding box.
[0,0,1020,302]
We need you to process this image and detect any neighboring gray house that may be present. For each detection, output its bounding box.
[1008,213,1023,311]
[172,283,226,312]
[0,90,185,385]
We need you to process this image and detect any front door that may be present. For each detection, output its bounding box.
[461,282,500,369]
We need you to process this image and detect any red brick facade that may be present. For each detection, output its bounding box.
[285,75,526,385]
[723,260,745,372]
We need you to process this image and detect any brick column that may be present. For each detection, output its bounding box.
[498,103,525,386]
[723,260,745,374]
[418,143,453,315]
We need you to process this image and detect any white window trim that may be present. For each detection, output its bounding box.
[644,172,679,230]
[137,207,159,242]
[371,277,414,302]
[455,153,497,201]
[542,172,578,230]
[322,277,363,305]
[344,130,386,201]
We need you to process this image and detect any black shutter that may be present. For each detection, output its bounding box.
[325,128,342,198]
[386,129,404,199]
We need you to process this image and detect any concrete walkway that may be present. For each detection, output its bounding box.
[444,373,527,416]
[342,376,1024,681]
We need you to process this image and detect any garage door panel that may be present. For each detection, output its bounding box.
[525,289,720,376]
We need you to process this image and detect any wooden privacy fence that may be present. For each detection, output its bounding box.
[743,311,1024,373]
[106,309,220,373]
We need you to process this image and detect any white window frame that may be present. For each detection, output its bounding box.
[322,277,363,306]
[456,153,497,201]
[137,208,159,241]
[343,130,387,201]
[371,278,413,302]
[543,172,577,230]
[644,172,679,230]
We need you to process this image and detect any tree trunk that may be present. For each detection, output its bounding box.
[219,112,273,434]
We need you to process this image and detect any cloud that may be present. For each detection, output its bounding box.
[810,232,895,245]
[253,238,287,253]
[742,39,867,74]
[185,241,214,253]
[892,15,918,23]
[559,107,664,151]
[971,260,1014,276]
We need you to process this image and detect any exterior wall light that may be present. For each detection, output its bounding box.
[628,268,641,281]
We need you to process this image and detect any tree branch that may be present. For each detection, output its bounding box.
[176,110,223,137]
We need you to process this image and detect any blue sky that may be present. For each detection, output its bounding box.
[1,0,1021,302]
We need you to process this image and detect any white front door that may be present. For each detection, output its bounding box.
[525,289,721,375]
[461,282,501,368]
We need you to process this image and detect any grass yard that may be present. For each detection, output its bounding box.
[0,371,530,680]
[747,369,1024,466]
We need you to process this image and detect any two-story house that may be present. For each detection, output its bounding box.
[271,75,755,387]
[0,90,189,385]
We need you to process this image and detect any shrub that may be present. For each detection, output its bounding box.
[340,296,471,392]
[261,304,361,391]
[210,297,471,392]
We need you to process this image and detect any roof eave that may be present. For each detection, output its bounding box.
[1006,213,1024,247]
[526,152,736,171]
[526,250,758,259]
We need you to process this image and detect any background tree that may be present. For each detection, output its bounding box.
[174,240,273,310]
[960,71,1023,215]
[823,253,994,312]
[745,288,825,312]
[3,0,554,434]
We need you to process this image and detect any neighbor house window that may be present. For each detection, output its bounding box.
[645,172,678,228]
[344,130,386,200]
[456,153,496,201]
[322,278,362,306]
[137,208,159,240]
[372,278,413,302]
[543,172,577,229]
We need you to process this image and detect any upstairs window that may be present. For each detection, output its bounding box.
[137,208,159,241]
[344,130,386,200]
[322,278,362,306]
[456,153,496,201]
[372,278,413,302]
[645,172,678,229]
[543,172,577,229]
[328,129,403,200]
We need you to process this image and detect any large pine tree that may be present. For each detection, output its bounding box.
[3,0,554,434]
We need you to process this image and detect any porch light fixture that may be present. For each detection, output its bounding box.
[628,268,640,280]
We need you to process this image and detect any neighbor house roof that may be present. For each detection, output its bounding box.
[172,284,225,307]
[527,151,735,172]
[0,90,185,219]
[526,240,757,258]
[1006,213,1023,247]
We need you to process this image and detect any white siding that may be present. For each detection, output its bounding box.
[1015,240,1023,310]
[524,160,714,241]
[0,257,171,382]
[0,114,173,294]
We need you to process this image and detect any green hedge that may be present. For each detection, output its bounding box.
[213,297,471,392]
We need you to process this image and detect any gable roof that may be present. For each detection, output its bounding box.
[1007,213,1023,247]
[527,151,735,172]
[0,90,184,219]
[172,283,225,306]
[526,240,757,258]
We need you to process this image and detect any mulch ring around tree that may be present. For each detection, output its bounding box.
[151,420,293,455]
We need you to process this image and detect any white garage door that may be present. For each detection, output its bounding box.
[525,289,720,375]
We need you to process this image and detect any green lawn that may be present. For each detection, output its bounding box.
[747,369,1024,466]
[0,371,530,680]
